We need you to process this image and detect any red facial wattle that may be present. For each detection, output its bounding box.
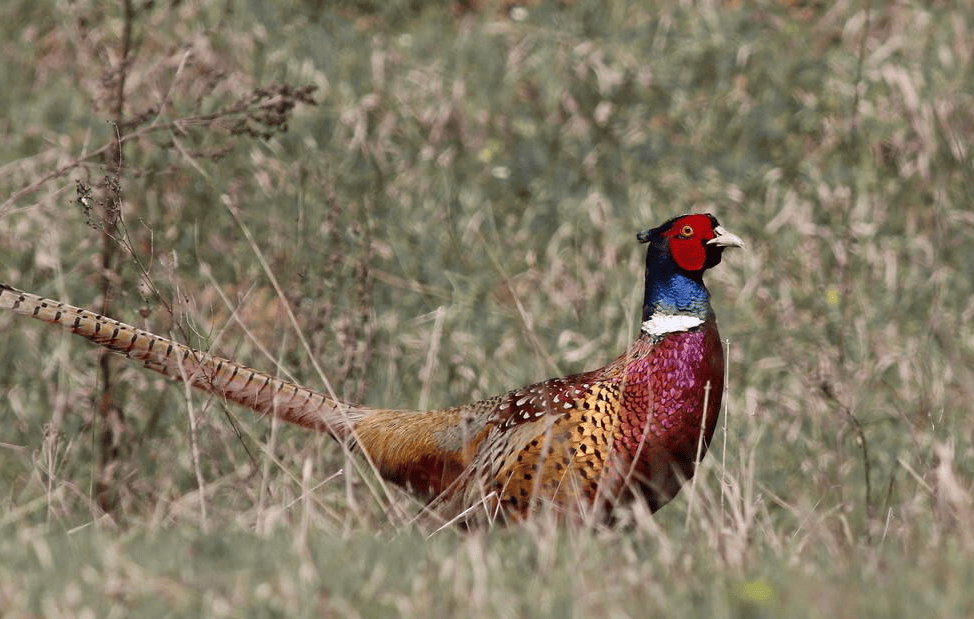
[665,214,715,272]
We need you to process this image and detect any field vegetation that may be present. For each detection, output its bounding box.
[1,0,973,616]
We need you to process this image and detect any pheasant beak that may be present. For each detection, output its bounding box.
[707,226,745,249]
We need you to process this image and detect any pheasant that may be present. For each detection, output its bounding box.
[0,213,742,523]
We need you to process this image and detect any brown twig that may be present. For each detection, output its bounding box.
[93,0,135,515]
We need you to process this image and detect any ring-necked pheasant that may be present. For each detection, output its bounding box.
[0,213,742,523]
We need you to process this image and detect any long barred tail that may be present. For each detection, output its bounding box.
[0,282,362,437]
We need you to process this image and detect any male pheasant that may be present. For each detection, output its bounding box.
[0,213,742,522]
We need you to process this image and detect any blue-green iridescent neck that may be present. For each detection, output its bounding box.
[641,250,713,322]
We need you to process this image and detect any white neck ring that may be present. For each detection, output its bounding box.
[641,314,704,336]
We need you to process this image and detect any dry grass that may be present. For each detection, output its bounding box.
[1,0,973,616]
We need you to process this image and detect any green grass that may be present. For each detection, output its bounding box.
[2,0,974,616]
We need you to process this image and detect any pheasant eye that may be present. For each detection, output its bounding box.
[681,225,694,236]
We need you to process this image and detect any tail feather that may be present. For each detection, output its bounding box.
[2,282,479,511]
[0,283,361,437]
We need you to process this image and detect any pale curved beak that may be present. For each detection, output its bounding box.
[707,225,745,249]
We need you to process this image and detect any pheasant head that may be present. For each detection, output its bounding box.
[637,213,744,336]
